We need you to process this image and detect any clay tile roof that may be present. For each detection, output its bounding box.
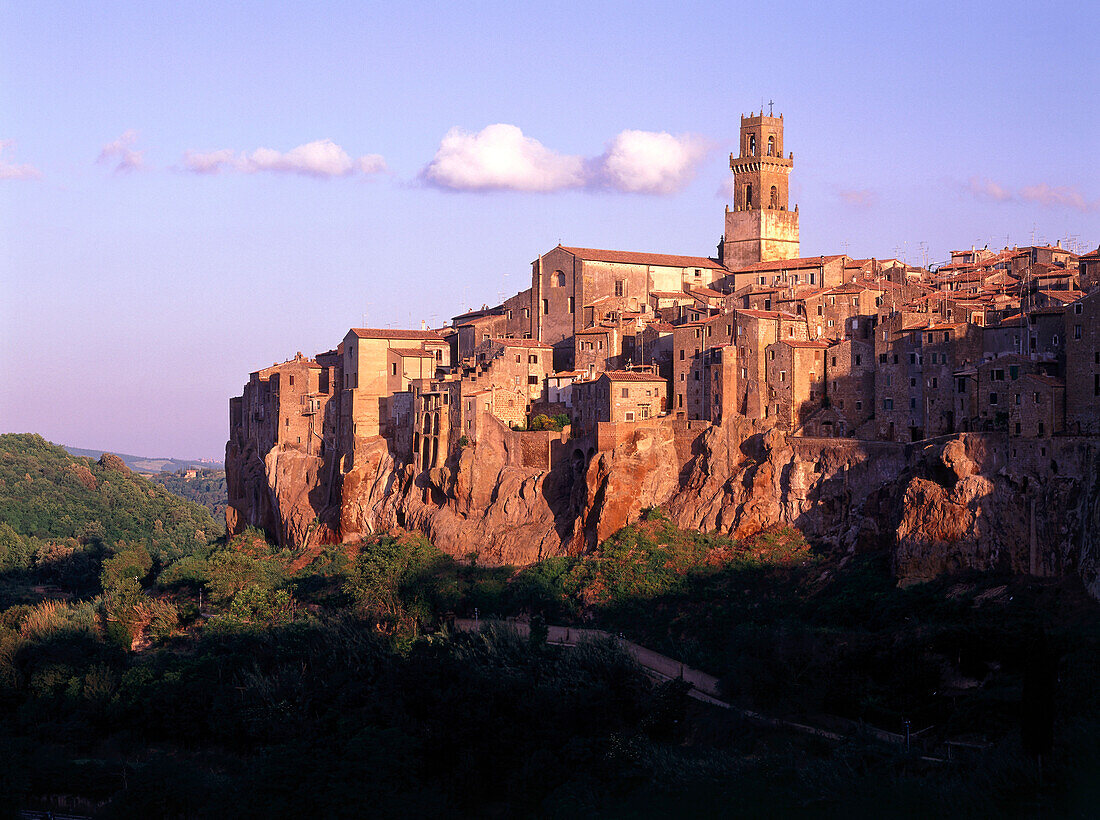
[728,254,846,273]
[645,322,676,332]
[1039,290,1084,302]
[390,348,436,358]
[350,328,444,340]
[558,245,726,270]
[1025,374,1065,388]
[689,285,725,299]
[783,340,831,348]
[736,308,804,321]
[602,370,666,382]
[650,290,691,298]
[498,339,553,349]
[550,370,582,378]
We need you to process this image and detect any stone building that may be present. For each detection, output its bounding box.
[341,328,449,444]
[764,339,828,431]
[571,370,667,437]
[1065,292,1100,433]
[1079,246,1100,293]
[825,336,874,434]
[530,244,727,369]
[1009,374,1065,438]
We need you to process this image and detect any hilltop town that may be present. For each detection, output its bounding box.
[226,111,1100,584]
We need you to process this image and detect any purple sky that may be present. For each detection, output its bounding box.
[2,1,1098,460]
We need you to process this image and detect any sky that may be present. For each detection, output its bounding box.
[2,0,1098,460]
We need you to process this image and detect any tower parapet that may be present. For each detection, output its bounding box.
[720,110,800,267]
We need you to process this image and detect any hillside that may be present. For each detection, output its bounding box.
[0,433,219,602]
[62,444,223,474]
[150,468,228,521]
[1,517,1098,816]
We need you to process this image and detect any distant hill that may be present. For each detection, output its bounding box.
[0,433,220,600]
[150,468,228,521]
[62,444,223,474]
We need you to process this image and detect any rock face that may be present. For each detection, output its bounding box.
[226,417,1100,599]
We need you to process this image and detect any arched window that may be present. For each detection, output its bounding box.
[745,184,753,209]
[555,271,566,287]
[770,186,778,209]
[749,135,756,156]
[767,136,775,156]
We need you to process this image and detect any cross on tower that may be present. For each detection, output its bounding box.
[768,99,775,116]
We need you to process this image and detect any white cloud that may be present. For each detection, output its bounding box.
[592,130,711,194]
[1019,183,1097,212]
[422,124,711,195]
[422,124,584,192]
[837,188,877,208]
[965,176,1098,211]
[966,176,1014,203]
[182,139,387,178]
[97,130,145,173]
[0,140,41,180]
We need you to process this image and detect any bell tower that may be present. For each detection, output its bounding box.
[719,109,800,268]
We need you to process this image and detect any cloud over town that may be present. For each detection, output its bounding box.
[182,139,387,178]
[422,123,712,194]
[0,140,41,180]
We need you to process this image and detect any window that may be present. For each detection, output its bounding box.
[740,367,747,378]
[831,356,837,366]
[1034,392,1040,403]
[679,349,685,360]
[989,392,999,405]
[529,354,538,364]
[541,299,549,314]
[1076,324,1082,339]
[749,134,756,156]
[515,355,522,363]
[910,353,916,364]
[694,371,700,381]
[288,375,294,387]
[770,186,778,208]
[621,387,629,398]
[1076,303,1083,314]
[931,378,938,389]
[879,353,887,364]
[677,394,683,408]
[855,355,862,366]
[910,377,916,388]
[767,135,775,156]
[957,378,967,393]
[391,363,398,376]
[1015,423,1021,435]
[523,307,530,319]
[993,369,1005,382]
[886,374,892,386]
[884,399,894,410]
[555,271,566,287]
[1038,422,1045,437]
[856,400,862,411]
[614,279,625,297]
[1009,365,1018,380]
[1014,393,1021,405]
[745,183,753,208]
[640,405,650,419]
[780,370,787,382]
[909,398,916,409]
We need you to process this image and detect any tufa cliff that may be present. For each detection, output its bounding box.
[226,419,1100,599]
